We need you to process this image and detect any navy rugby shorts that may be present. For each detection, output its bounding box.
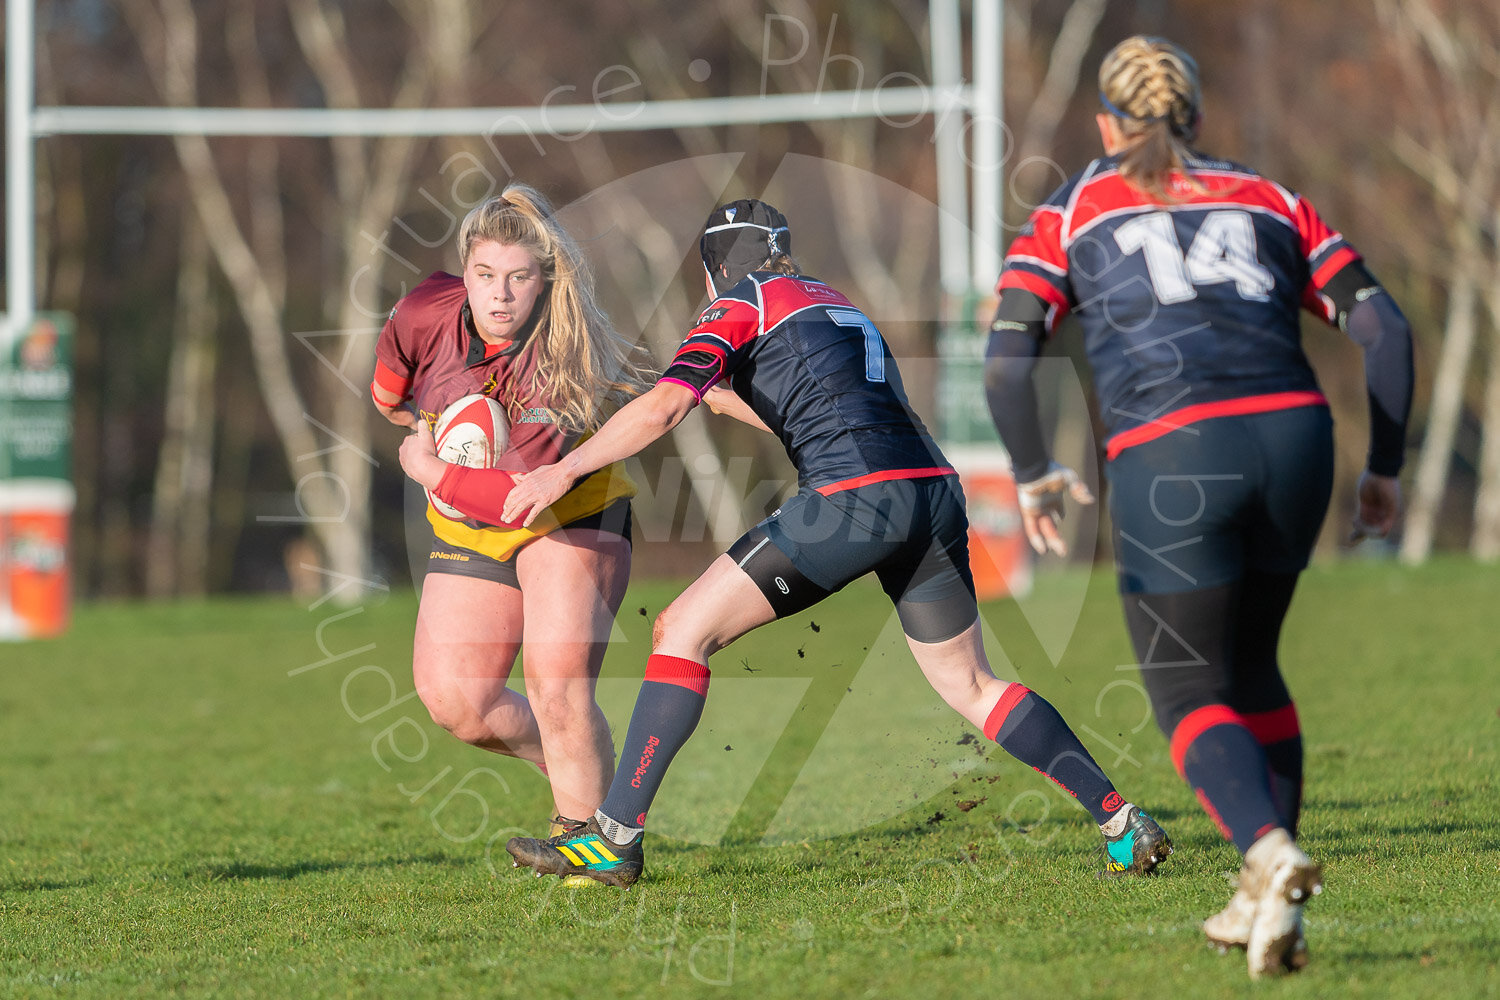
[727,475,978,643]
[1106,406,1334,594]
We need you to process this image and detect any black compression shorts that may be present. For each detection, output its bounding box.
[726,476,978,643]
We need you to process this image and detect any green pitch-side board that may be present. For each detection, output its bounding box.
[1,313,75,640]
[1,314,74,481]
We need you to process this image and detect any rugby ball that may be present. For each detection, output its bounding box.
[427,393,509,521]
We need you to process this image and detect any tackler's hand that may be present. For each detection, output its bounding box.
[501,463,573,527]
[1016,461,1096,557]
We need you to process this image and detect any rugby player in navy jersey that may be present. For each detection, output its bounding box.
[483,199,1171,889]
[984,36,1414,978]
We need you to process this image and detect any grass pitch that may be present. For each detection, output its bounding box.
[1,558,1496,998]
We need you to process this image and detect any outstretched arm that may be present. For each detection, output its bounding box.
[502,381,699,526]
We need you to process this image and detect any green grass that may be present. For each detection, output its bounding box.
[1,558,1497,998]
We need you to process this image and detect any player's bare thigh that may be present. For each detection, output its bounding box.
[412,572,525,729]
[513,527,632,677]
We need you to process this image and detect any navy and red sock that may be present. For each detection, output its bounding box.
[1245,702,1303,835]
[1171,704,1283,854]
[596,654,710,840]
[984,684,1122,825]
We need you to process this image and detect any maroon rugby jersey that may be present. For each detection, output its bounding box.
[374,271,572,475]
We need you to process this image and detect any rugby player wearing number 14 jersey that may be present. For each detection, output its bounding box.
[985,36,1415,978]
[494,199,1172,888]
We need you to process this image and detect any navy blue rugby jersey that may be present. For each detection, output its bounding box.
[660,272,952,493]
[998,152,1361,459]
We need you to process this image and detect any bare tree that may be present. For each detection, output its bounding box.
[145,215,218,596]
[1380,0,1500,563]
[120,0,474,596]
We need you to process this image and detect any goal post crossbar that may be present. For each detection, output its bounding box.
[6,0,1001,344]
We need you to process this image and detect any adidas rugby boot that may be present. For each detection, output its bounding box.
[507,816,644,889]
[547,816,603,889]
[1099,803,1173,876]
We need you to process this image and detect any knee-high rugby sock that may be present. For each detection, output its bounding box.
[596,654,710,842]
[1231,572,1305,838]
[1172,705,1283,854]
[1245,703,1303,836]
[984,684,1122,825]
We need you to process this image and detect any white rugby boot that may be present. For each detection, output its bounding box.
[1241,828,1321,979]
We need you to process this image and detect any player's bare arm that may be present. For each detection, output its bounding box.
[372,381,417,427]
[503,381,698,526]
[397,420,444,490]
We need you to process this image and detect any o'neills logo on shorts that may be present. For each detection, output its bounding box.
[629,735,662,788]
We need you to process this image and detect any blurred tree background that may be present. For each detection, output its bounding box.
[4,0,1495,600]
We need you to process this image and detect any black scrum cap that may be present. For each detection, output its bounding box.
[699,199,791,295]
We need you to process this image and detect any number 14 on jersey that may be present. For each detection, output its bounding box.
[1114,209,1275,304]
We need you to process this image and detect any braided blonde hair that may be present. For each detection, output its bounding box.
[1098,36,1202,201]
[457,183,653,433]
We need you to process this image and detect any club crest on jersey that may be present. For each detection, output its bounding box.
[724,207,737,222]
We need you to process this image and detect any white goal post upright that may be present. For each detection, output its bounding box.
[6,0,38,349]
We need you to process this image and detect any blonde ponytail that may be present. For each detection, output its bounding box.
[1098,36,1203,201]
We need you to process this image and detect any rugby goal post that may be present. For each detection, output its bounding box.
[3,0,1021,612]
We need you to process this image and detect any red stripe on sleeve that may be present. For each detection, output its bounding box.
[997,270,1071,319]
[1169,704,1248,779]
[1295,194,1341,260]
[1243,703,1300,746]
[372,359,413,401]
[1310,246,1361,290]
[643,654,711,697]
[983,683,1032,742]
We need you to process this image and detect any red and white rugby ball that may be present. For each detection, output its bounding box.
[427,393,509,521]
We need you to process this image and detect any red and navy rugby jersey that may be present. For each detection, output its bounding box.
[998,153,1360,458]
[661,272,951,494]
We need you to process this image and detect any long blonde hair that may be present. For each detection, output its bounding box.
[457,183,653,433]
[1098,36,1202,201]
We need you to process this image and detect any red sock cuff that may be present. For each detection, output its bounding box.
[1170,704,1250,779]
[1243,703,1300,746]
[644,654,710,696]
[983,683,1032,742]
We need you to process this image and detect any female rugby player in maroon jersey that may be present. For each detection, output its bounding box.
[984,36,1414,977]
[479,198,1172,891]
[375,184,651,846]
